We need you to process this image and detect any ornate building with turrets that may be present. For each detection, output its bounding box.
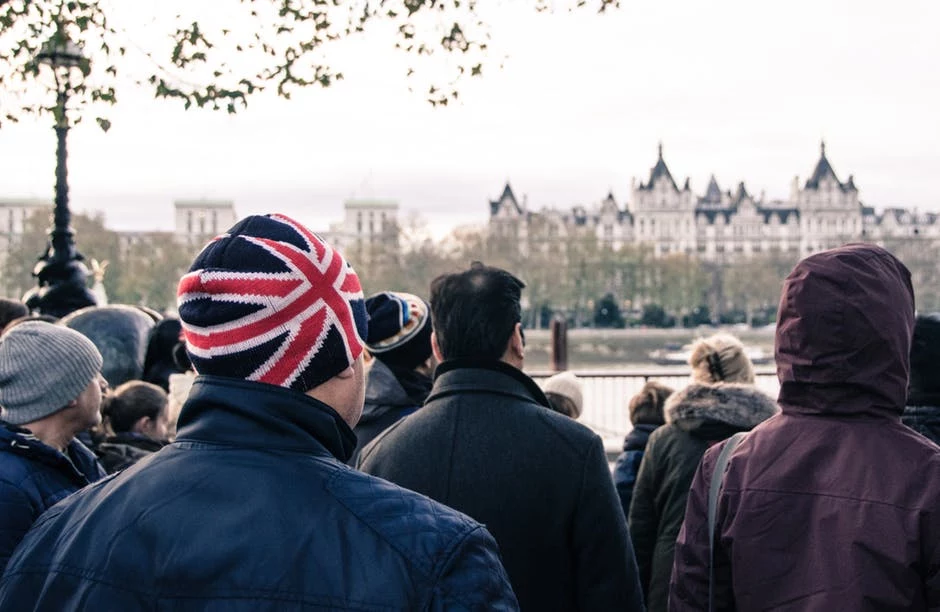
[488,143,938,260]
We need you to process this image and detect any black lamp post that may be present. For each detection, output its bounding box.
[22,28,98,318]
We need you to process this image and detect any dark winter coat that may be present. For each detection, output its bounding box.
[613,423,658,519]
[671,244,940,611]
[0,422,105,572]
[349,359,428,465]
[628,384,777,612]
[0,376,519,611]
[94,432,168,474]
[359,359,645,612]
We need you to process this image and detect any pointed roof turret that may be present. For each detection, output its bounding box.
[732,182,750,206]
[489,182,522,217]
[600,191,618,214]
[640,141,678,191]
[805,139,841,189]
[704,175,721,203]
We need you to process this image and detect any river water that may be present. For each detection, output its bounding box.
[522,326,777,372]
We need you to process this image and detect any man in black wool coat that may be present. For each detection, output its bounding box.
[359,261,645,611]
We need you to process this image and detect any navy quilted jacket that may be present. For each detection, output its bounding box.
[0,422,105,572]
[0,376,518,611]
[612,424,658,519]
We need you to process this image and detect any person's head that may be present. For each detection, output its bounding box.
[365,292,433,374]
[142,318,185,391]
[541,371,584,419]
[689,333,755,385]
[0,298,28,333]
[177,213,369,427]
[629,380,674,426]
[102,380,170,441]
[775,243,914,415]
[910,313,940,400]
[429,262,526,367]
[0,321,105,441]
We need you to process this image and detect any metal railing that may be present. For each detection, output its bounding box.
[529,367,779,443]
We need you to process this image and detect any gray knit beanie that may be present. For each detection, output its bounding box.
[0,321,103,425]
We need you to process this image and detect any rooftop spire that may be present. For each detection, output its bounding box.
[658,141,663,159]
[820,139,826,158]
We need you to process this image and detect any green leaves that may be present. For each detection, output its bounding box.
[0,0,622,127]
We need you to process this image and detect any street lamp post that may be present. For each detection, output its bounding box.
[22,28,98,318]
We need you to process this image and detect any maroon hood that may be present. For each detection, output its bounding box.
[775,243,914,418]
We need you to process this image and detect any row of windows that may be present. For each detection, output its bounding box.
[186,211,219,235]
[355,211,391,235]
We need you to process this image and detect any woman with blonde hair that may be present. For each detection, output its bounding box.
[627,333,777,612]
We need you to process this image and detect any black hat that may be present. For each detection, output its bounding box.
[365,292,432,370]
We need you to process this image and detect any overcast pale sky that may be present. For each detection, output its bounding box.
[2,0,938,237]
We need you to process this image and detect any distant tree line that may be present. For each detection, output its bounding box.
[354,219,940,329]
[5,210,939,325]
[3,209,195,313]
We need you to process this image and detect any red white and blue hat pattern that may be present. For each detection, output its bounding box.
[177,213,368,393]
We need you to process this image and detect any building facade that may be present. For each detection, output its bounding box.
[326,199,400,266]
[489,143,938,260]
[173,199,238,245]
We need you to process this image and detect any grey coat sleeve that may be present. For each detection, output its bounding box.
[572,436,646,611]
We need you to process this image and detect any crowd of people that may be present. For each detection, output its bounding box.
[0,212,938,610]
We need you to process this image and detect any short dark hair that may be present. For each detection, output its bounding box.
[102,380,168,434]
[429,262,525,361]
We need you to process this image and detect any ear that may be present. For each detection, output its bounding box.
[133,415,152,435]
[507,323,525,361]
[431,331,445,363]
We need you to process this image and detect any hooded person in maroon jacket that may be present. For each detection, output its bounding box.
[670,243,940,611]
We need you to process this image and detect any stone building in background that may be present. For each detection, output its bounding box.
[488,142,939,260]
[0,198,51,298]
[325,199,400,266]
[173,199,239,245]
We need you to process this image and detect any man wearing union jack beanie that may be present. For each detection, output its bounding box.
[0,214,518,611]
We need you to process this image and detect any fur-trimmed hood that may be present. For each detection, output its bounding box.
[665,383,778,429]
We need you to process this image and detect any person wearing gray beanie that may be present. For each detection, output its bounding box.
[0,321,107,571]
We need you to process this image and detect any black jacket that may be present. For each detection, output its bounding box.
[0,376,518,610]
[349,359,429,465]
[359,359,645,612]
[628,383,777,612]
[0,422,105,572]
[95,432,168,474]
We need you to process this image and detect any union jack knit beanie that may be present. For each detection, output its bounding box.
[177,214,368,393]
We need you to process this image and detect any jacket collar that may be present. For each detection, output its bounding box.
[623,424,658,452]
[175,376,357,462]
[363,360,411,409]
[665,383,779,429]
[428,358,551,408]
[0,421,99,486]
